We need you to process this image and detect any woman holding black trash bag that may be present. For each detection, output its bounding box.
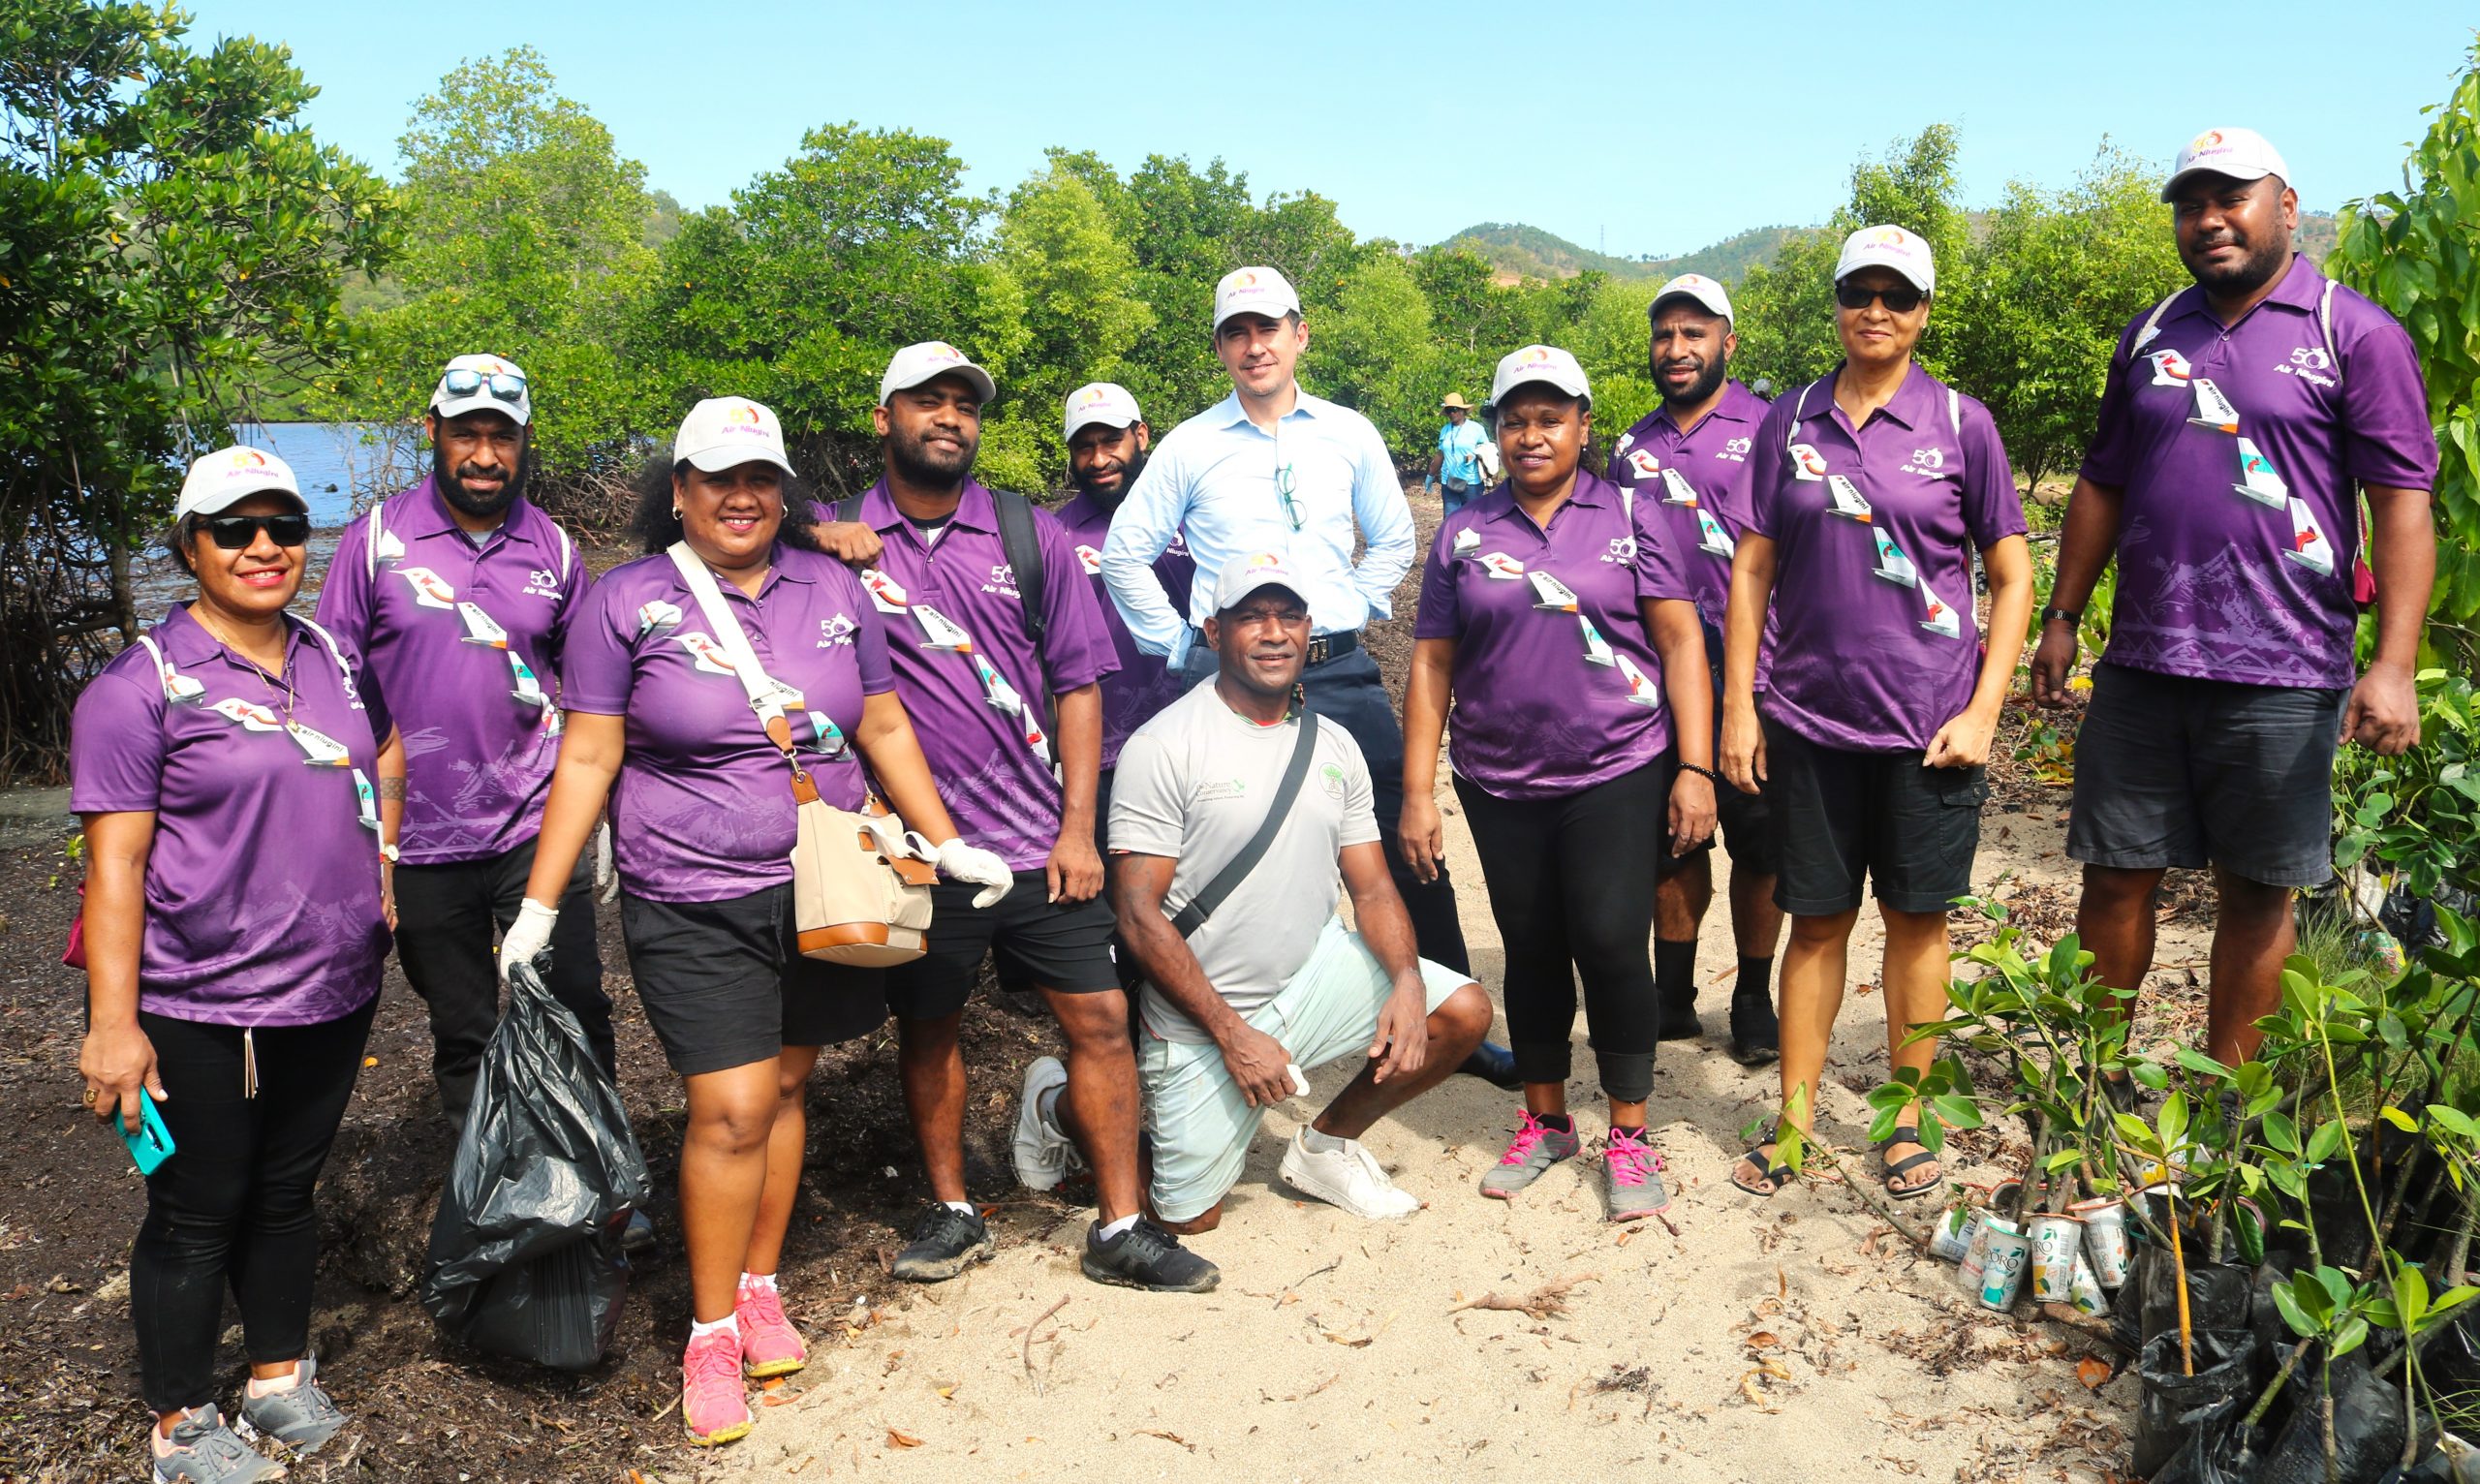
[508,398,1014,1449]
[74,447,405,1483]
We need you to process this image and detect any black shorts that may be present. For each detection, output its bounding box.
[620,885,887,1077]
[1763,718,1987,915]
[1660,720,1782,880]
[885,872,1120,1020]
[2066,663,2347,888]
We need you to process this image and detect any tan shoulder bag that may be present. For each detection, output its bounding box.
[666,543,937,966]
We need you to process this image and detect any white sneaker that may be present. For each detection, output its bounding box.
[1011,1056,1084,1190]
[1278,1129,1421,1220]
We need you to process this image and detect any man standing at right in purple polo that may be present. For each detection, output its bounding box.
[2032,128,2436,1066]
[1607,274,1784,1067]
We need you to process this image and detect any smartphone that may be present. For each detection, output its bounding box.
[118,1093,176,1175]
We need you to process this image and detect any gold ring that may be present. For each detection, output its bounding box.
[81,1088,97,1106]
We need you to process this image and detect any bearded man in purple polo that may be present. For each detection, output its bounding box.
[2032,128,2436,1067]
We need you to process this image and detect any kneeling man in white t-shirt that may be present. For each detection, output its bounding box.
[1100,553,1492,1235]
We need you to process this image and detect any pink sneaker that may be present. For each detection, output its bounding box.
[1478,1110,1581,1198]
[680,1326,753,1446]
[1602,1127,1672,1222]
[735,1279,808,1379]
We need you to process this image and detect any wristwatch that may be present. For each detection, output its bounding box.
[2039,604,2083,628]
[379,842,400,865]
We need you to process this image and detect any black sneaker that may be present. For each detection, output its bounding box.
[1080,1219,1220,1293]
[1657,984,1703,1041]
[889,1202,995,1283]
[1728,987,1781,1066]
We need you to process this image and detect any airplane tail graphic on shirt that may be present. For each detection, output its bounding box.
[1527,570,1580,612]
[1577,614,1617,667]
[2233,437,2289,509]
[456,602,509,649]
[912,603,975,652]
[1824,475,1874,524]
[1658,468,1699,507]
[1917,575,1963,639]
[1612,651,1661,709]
[1693,507,1736,558]
[507,652,547,708]
[2188,378,2240,434]
[2283,498,2336,576]
[1452,528,1480,560]
[1871,527,1919,588]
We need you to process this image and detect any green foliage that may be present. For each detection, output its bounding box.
[2332,667,2480,899]
[0,0,394,775]
[1444,220,1803,285]
[2329,42,2480,669]
[995,166,1157,476]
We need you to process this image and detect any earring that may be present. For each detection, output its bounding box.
[670,506,683,519]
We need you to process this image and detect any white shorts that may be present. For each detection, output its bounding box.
[1138,916,1472,1222]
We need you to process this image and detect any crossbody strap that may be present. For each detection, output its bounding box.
[1168,713,1321,938]
[991,489,1060,744]
[666,541,797,762]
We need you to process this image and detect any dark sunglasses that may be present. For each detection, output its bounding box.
[1835,281,1927,314]
[200,512,311,549]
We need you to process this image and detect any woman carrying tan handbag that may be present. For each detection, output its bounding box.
[508,398,1012,1449]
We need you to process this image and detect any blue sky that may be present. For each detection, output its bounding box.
[184,1,2475,258]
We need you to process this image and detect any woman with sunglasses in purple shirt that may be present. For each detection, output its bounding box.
[74,447,405,1482]
[1720,228,2032,1204]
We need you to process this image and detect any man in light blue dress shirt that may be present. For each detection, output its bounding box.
[1101,265,1488,1046]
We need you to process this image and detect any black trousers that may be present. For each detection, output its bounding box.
[390,835,609,1123]
[1455,759,1669,1101]
[132,1001,376,1414]
[1182,644,1470,975]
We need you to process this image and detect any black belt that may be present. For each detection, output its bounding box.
[1304,631,1360,666]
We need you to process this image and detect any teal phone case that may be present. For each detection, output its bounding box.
[119,1093,175,1175]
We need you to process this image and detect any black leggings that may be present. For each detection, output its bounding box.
[1455,758,1668,1101]
[132,1002,375,1414]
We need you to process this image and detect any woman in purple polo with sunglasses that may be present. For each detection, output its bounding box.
[1720,227,2032,1205]
[75,447,404,1482]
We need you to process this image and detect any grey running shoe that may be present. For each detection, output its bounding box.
[889,1202,995,1283]
[1478,1111,1582,1199]
[1011,1056,1086,1191]
[1602,1127,1673,1222]
[151,1407,284,1483]
[236,1354,347,1457]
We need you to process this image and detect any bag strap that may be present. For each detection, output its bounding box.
[365,498,386,584]
[2134,289,2183,350]
[294,616,363,700]
[990,489,1061,743]
[666,541,798,764]
[1169,712,1320,938]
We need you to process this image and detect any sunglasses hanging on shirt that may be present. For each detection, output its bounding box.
[201,512,312,549]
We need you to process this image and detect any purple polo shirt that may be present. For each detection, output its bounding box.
[1747,363,2027,754]
[2080,256,2435,689]
[836,480,1117,871]
[316,479,588,864]
[1415,471,1691,800]
[1608,381,1767,637]
[561,543,890,904]
[1058,491,1194,770]
[70,606,392,1027]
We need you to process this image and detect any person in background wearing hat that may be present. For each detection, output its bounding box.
[1720,226,2032,1202]
[76,446,402,1481]
[1427,392,1489,516]
[2031,128,2435,1067]
[1102,266,1514,1088]
[1607,275,1785,1066]
[511,397,1010,1447]
[1112,553,1495,1236]
[1402,346,1717,1221]
[831,344,1218,1296]
[313,358,632,1208]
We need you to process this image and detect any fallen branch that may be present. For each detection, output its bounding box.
[1275,1256,1344,1308]
[1020,1295,1070,1396]
[2037,1302,2131,1351]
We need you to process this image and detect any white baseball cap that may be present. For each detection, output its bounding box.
[879,341,997,408]
[1834,224,1936,294]
[176,445,306,519]
[1489,344,1593,409]
[672,397,795,476]
[1211,550,1310,615]
[1063,382,1144,442]
[2161,126,2291,201]
[1649,272,1734,324]
[429,353,532,426]
[1212,265,1301,331]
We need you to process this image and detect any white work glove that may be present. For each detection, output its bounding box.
[498,897,559,984]
[593,819,618,904]
[933,838,1014,910]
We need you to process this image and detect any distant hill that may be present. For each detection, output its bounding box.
[1448,210,2343,288]
[1444,222,1802,285]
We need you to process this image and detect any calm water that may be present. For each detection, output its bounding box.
[133,422,412,613]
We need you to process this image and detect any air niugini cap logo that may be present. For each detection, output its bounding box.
[1212,550,1307,614]
[1833,223,1936,294]
[175,443,304,519]
[672,396,796,478]
[1062,381,1144,441]
[1489,344,1592,410]
[1650,271,1735,324]
[2160,125,2290,201]
[1212,264,1301,330]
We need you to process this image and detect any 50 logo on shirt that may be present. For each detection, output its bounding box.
[982,564,1022,600]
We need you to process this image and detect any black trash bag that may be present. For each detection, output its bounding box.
[2250,1253,2307,1362]
[2141,1253,2253,1349]
[2256,1345,2407,1484]
[2115,1240,2154,1354]
[422,961,651,1370]
[2151,1400,2262,1484]
[2135,1328,2260,1479]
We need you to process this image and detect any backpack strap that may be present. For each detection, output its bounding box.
[991,489,1059,743]
[1169,712,1320,938]
[365,498,386,584]
[1947,386,1961,438]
